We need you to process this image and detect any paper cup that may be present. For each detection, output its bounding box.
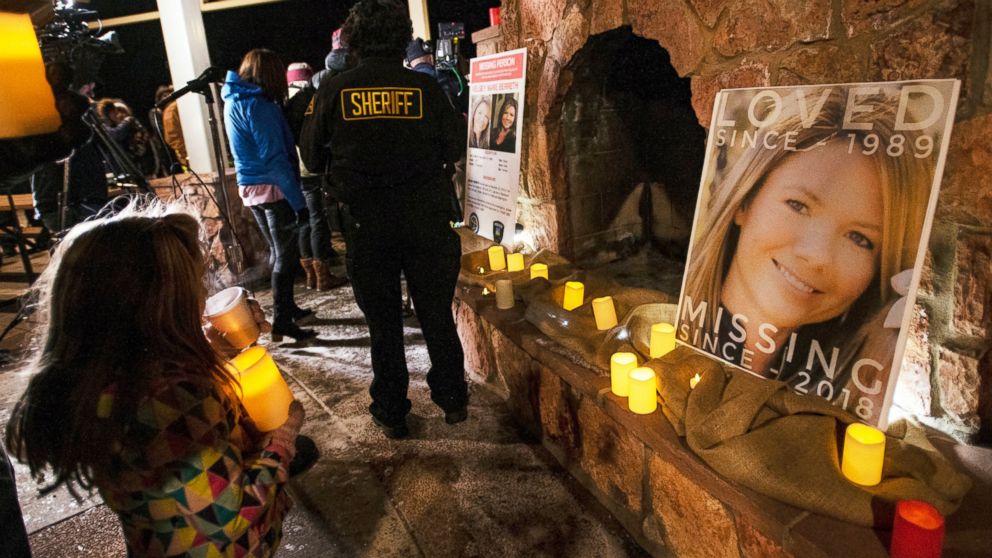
[205,287,260,349]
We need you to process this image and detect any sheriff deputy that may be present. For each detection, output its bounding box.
[300,0,467,439]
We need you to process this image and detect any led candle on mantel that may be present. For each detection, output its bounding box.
[841,422,886,486]
[506,253,525,272]
[495,279,514,310]
[650,322,676,359]
[610,352,637,396]
[562,281,584,311]
[530,263,548,280]
[487,245,506,271]
[228,346,294,431]
[0,13,61,138]
[592,296,618,330]
[890,500,945,558]
[628,367,657,414]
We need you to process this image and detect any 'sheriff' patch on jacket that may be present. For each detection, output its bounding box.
[299,57,466,204]
[342,87,423,120]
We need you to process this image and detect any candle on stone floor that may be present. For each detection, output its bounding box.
[628,367,657,414]
[689,373,701,389]
[495,279,514,309]
[649,322,676,359]
[0,13,61,139]
[562,281,584,311]
[890,500,944,558]
[488,245,506,271]
[507,253,525,272]
[841,422,886,486]
[530,263,548,280]
[228,346,294,431]
[610,352,637,397]
[592,296,618,330]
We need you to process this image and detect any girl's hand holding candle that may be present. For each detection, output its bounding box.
[228,346,295,431]
[592,296,618,330]
[488,245,506,271]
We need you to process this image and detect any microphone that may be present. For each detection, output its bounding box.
[155,66,224,109]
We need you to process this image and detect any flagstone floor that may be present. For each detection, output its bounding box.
[0,258,649,557]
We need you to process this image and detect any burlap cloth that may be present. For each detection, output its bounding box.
[460,244,973,528]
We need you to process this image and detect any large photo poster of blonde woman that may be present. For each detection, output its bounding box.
[676,80,960,427]
[463,49,527,246]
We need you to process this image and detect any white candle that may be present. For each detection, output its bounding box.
[610,352,637,396]
[495,279,514,309]
[488,245,506,271]
[841,423,886,486]
[563,281,584,311]
[530,263,548,280]
[507,253,525,272]
[228,347,294,431]
[650,322,676,359]
[592,296,618,330]
[628,367,658,414]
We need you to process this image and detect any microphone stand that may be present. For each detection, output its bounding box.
[160,67,245,276]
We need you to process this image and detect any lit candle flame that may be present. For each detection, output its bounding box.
[478,267,486,274]
[482,287,490,295]
[689,373,701,389]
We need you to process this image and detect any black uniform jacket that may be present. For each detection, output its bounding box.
[300,57,465,205]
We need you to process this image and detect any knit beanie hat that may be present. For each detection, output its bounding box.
[286,62,313,85]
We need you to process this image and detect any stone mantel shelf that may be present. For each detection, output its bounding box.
[454,282,992,558]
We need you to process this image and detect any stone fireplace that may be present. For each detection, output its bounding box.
[559,27,705,264]
[473,0,990,444]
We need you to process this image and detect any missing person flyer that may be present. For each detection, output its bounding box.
[463,48,527,246]
[676,80,959,427]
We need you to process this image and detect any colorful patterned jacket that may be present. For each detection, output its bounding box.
[96,376,292,557]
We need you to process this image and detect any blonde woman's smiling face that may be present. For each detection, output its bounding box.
[473,102,490,134]
[721,140,883,331]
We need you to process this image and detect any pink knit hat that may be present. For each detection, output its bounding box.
[286,62,313,85]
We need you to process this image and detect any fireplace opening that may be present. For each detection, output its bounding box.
[560,27,705,294]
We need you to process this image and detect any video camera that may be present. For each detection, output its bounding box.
[435,22,465,67]
[36,1,122,88]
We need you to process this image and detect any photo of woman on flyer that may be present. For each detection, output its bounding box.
[468,96,492,150]
[489,94,518,154]
[677,82,956,422]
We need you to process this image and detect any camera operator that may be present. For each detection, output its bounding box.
[404,38,461,111]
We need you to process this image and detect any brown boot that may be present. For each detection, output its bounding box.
[313,259,348,291]
[300,258,316,289]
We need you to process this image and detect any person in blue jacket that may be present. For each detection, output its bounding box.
[223,48,315,341]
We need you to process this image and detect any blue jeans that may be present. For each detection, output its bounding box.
[249,200,301,325]
[298,177,331,261]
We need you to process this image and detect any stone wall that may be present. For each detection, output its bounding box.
[474,0,992,443]
[148,171,270,289]
[452,289,992,557]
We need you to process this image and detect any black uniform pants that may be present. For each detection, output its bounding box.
[342,188,467,425]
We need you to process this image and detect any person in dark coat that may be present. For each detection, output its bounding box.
[300,0,468,439]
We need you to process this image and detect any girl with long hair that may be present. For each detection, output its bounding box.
[223,48,315,341]
[5,202,304,556]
